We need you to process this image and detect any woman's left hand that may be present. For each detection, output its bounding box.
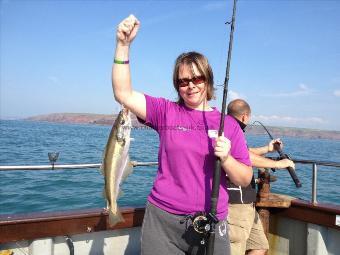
[214,136,231,163]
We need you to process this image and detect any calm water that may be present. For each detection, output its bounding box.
[0,120,339,215]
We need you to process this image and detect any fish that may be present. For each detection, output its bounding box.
[102,108,133,226]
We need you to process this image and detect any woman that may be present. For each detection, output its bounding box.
[112,15,252,255]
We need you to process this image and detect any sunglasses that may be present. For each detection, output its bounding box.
[177,76,206,87]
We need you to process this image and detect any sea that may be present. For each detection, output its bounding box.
[0,120,339,215]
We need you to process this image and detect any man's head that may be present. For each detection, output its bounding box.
[227,99,251,125]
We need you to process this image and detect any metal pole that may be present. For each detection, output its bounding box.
[0,161,158,171]
[312,163,318,204]
[0,163,102,171]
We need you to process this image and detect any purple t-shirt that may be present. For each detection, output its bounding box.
[142,95,251,219]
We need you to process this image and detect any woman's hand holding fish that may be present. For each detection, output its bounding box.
[116,14,140,46]
[214,135,231,163]
[112,14,147,121]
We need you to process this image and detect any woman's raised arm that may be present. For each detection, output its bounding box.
[112,14,146,120]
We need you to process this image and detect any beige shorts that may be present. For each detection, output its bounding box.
[227,203,269,254]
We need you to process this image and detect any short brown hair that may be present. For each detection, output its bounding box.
[173,52,215,104]
[227,99,251,118]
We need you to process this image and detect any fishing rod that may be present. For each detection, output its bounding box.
[206,0,238,254]
[252,120,302,188]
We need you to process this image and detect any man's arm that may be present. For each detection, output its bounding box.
[249,151,295,169]
[249,138,282,156]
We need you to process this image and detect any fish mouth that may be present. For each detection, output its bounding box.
[121,108,131,123]
[118,107,131,126]
[122,107,130,115]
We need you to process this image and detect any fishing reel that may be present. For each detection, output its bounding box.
[191,212,219,245]
[192,213,210,234]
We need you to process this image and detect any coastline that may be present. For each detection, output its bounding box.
[6,112,340,140]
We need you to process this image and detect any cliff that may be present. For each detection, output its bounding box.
[25,112,142,127]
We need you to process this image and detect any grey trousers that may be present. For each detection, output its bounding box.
[141,202,230,255]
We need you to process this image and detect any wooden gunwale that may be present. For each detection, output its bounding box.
[270,199,340,230]
[0,207,145,244]
[0,200,339,244]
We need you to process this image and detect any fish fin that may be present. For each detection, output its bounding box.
[121,157,134,181]
[108,208,124,227]
[115,159,133,200]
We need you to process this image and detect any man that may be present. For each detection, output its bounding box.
[226,99,295,255]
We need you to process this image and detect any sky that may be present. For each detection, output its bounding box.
[1,0,340,131]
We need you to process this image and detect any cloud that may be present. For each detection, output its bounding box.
[253,114,326,126]
[228,90,246,100]
[334,90,340,97]
[299,83,308,91]
[263,83,311,97]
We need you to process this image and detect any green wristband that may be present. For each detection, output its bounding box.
[114,59,129,64]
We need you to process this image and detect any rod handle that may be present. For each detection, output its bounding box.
[287,166,302,188]
[273,143,302,188]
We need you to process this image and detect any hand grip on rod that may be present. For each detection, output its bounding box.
[274,143,302,188]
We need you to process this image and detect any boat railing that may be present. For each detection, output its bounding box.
[290,158,340,204]
[0,161,158,171]
[0,158,339,204]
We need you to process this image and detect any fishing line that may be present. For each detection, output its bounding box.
[248,120,302,188]
[250,121,275,140]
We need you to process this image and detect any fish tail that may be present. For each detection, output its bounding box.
[108,208,124,226]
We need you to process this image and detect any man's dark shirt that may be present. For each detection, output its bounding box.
[227,115,256,204]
